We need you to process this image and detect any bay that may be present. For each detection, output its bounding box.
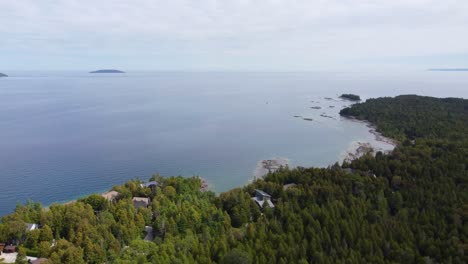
[0,71,467,216]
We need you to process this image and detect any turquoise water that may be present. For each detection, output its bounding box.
[0,71,467,216]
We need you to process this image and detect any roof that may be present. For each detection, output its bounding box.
[255,189,271,197]
[4,245,16,251]
[252,197,275,208]
[140,181,158,188]
[26,223,38,231]
[102,191,120,201]
[132,197,150,208]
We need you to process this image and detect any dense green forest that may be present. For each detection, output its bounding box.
[1,95,466,263]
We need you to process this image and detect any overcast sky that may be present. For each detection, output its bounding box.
[1,0,468,71]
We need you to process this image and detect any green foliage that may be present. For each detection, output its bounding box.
[223,248,251,264]
[340,95,468,141]
[15,247,28,264]
[79,194,107,211]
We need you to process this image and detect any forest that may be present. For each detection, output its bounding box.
[1,95,466,263]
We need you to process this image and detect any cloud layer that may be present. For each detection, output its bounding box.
[1,0,468,70]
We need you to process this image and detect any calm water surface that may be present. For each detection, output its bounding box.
[0,71,467,215]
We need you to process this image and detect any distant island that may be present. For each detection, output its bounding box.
[0,72,7,77]
[90,69,125,73]
[428,68,468,71]
[339,93,361,101]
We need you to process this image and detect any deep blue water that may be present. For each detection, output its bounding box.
[0,71,467,216]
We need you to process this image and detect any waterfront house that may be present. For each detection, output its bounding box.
[132,197,150,208]
[102,191,120,202]
[252,189,274,208]
[140,181,158,189]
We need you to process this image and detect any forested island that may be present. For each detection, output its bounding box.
[89,69,125,73]
[0,73,7,77]
[428,68,468,71]
[339,94,361,101]
[0,95,466,263]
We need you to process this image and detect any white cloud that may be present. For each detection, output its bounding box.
[1,0,468,70]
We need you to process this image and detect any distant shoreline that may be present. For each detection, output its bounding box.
[428,68,468,72]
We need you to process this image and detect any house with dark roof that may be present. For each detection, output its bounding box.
[252,189,274,208]
[140,181,158,190]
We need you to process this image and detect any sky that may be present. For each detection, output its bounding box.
[1,0,468,71]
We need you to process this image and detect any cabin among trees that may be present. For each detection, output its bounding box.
[252,189,274,208]
[101,190,120,202]
[3,245,16,253]
[132,197,150,208]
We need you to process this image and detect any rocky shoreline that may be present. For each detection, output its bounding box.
[340,118,397,163]
[253,157,290,180]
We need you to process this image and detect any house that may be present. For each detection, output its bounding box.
[140,181,158,189]
[3,245,16,253]
[252,189,274,208]
[26,223,39,232]
[102,191,120,202]
[132,197,150,208]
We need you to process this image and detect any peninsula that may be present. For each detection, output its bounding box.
[0,95,465,263]
[0,72,7,77]
[89,69,125,73]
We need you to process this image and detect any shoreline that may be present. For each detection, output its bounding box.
[340,117,397,163]
[252,157,290,180]
[14,114,397,215]
[49,119,398,210]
